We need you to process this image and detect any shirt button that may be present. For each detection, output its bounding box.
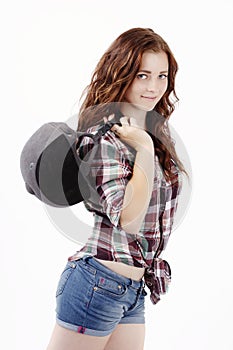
[118,285,122,289]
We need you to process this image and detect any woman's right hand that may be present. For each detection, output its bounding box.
[104,115,154,152]
[103,115,155,234]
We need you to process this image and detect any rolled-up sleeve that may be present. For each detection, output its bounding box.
[80,135,133,227]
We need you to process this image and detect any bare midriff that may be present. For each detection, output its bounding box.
[94,258,145,281]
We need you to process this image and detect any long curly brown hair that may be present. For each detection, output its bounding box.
[77,27,188,180]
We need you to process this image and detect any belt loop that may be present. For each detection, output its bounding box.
[141,280,145,293]
[82,255,87,262]
[82,255,91,263]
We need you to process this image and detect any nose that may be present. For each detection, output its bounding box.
[146,78,159,93]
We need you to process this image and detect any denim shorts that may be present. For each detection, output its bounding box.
[55,255,147,337]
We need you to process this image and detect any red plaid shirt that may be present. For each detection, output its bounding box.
[69,125,182,304]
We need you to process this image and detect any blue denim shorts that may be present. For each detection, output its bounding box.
[55,255,147,337]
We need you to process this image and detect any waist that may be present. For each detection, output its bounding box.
[94,258,145,281]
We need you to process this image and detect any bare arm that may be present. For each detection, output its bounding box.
[110,117,155,234]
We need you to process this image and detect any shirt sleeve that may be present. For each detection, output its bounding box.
[159,160,183,252]
[79,133,133,227]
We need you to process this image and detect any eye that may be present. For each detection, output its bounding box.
[137,73,148,80]
[158,74,168,80]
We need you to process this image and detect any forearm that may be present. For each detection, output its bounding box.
[119,145,155,234]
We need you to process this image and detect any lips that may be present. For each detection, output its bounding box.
[141,96,157,100]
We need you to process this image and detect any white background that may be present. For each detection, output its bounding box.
[1,0,233,349]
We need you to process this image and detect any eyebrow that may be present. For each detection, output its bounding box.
[138,69,169,74]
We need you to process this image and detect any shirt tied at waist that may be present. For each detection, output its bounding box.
[144,258,171,305]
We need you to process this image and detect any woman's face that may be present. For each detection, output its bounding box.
[124,50,169,112]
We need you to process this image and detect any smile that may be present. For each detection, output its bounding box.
[141,96,157,100]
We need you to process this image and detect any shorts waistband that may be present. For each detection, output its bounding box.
[80,255,144,290]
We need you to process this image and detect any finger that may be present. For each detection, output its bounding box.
[120,116,129,126]
[129,117,138,127]
[103,114,115,124]
[111,124,120,133]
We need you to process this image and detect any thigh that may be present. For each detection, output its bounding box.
[46,323,111,350]
[103,324,145,350]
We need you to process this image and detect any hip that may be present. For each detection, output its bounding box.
[94,258,145,281]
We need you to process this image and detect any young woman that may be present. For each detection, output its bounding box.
[46,27,188,350]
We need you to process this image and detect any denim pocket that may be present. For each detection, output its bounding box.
[94,276,127,298]
[56,262,76,297]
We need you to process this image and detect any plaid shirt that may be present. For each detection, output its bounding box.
[69,124,182,304]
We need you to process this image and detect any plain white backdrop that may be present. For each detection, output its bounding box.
[1,0,233,349]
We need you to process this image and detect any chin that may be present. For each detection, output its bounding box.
[140,105,156,112]
[131,103,155,112]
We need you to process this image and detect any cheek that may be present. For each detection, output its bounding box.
[124,89,132,103]
[160,82,168,96]
[124,84,137,102]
